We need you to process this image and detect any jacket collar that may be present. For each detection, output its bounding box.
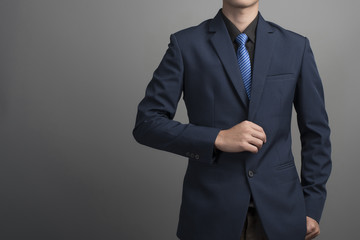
[209,9,276,119]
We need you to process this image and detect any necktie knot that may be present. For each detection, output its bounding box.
[236,33,248,46]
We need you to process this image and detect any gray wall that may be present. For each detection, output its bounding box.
[0,0,359,239]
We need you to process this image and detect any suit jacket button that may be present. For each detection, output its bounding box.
[248,170,254,178]
[190,153,195,158]
[195,154,199,160]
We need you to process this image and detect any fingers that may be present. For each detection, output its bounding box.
[242,142,260,153]
[250,131,266,144]
[248,121,264,132]
[214,120,267,153]
[305,231,320,240]
[243,121,266,150]
[239,121,267,153]
[305,227,320,239]
[244,121,267,143]
[248,136,264,151]
[305,216,320,240]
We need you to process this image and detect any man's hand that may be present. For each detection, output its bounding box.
[214,120,266,153]
[305,216,320,240]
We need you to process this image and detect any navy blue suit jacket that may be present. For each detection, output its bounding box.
[133,10,331,240]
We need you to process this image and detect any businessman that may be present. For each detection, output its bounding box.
[133,0,331,239]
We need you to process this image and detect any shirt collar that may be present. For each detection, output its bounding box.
[221,10,259,44]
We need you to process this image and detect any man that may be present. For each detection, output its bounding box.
[133,0,331,239]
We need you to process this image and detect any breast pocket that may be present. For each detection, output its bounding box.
[266,73,296,81]
[258,74,297,117]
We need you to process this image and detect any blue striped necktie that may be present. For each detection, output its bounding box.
[236,33,252,100]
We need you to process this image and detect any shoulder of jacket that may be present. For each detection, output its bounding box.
[267,20,306,40]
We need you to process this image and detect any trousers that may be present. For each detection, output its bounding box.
[240,207,268,240]
[178,207,268,240]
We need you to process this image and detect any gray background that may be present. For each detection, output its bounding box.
[0,0,359,239]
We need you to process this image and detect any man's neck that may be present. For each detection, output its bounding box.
[222,2,259,32]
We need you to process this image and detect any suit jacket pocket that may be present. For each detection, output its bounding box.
[274,161,299,184]
[266,73,296,81]
[275,161,295,170]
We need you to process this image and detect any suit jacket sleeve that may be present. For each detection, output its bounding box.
[133,34,221,164]
[294,37,332,223]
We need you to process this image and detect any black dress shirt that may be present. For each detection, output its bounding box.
[221,11,259,71]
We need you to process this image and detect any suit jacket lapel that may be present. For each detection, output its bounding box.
[248,14,276,120]
[209,11,249,108]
